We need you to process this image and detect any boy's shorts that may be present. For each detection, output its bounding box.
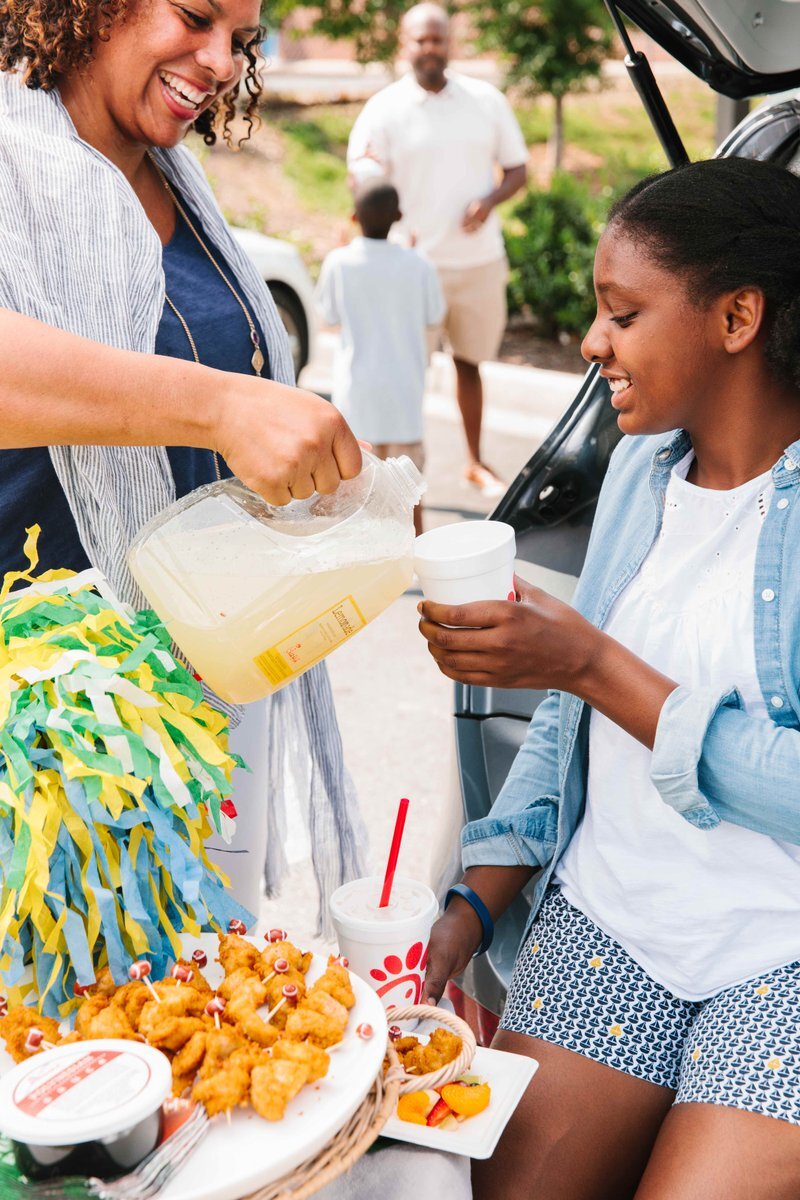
[372,442,425,474]
[501,886,800,1125]
[433,258,508,366]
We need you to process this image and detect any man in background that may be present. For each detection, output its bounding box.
[347,2,528,497]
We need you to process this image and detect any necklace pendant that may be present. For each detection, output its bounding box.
[251,345,265,375]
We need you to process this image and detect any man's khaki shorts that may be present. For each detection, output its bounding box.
[434,257,509,366]
[372,441,426,473]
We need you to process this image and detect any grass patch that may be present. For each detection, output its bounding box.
[272,106,354,217]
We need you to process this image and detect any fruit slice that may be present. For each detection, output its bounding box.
[426,1097,452,1127]
[440,1081,491,1117]
[397,1091,434,1125]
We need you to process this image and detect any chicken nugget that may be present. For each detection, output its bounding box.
[138,1005,206,1052]
[74,994,110,1040]
[151,983,207,1019]
[218,932,260,976]
[171,1028,208,1080]
[250,1060,309,1121]
[271,1038,329,1083]
[192,1065,251,1117]
[110,981,150,1029]
[0,1008,62,1062]
[217,967,259,1002]
[259,941,312,977]
[309,964,355,1010]
[79,1005,138,1043]
[198,1026,249,1078]
[284,1007,344,1049]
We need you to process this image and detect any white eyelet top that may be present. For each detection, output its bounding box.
[556,451,800,1000]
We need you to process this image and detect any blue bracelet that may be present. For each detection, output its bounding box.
[445,884,494,957]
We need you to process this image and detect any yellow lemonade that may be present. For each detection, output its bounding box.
[130,514,414,703]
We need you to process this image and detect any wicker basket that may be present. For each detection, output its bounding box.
[243,1005,477,1200]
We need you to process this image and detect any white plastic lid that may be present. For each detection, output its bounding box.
[329,875,438,941]
[413,520,516,582]
[0,1039,172,1146]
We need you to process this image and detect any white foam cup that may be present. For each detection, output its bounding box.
[329,875,438,1012]
[413,520,517,605]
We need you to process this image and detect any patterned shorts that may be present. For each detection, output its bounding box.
[501,887,800,1124]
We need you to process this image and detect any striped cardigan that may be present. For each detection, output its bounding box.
[0,69,365,921]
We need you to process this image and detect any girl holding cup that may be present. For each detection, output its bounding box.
[419,158,800,1199]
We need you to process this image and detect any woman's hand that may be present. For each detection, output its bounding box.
[212,378,363,506]
[423,902,484,1005]
[417,577,599,694]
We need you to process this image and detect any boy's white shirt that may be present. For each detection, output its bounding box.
[315,237,444,444]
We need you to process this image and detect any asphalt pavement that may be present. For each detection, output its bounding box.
[257,337,583,951]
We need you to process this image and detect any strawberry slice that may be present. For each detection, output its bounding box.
[426,1098,452,1127]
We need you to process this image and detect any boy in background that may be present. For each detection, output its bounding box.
[315,178,444,535]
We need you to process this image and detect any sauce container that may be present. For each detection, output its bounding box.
[0,1039,172,1181]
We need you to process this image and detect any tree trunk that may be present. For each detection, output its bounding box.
[548,94,565,175]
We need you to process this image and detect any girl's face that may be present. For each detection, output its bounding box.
[581,228,725,437]
[73,0,260,149]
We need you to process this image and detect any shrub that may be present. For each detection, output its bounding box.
[503,173,609,338]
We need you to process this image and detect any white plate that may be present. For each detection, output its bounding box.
[381,1046,538,1159]
[0,933,387,1200]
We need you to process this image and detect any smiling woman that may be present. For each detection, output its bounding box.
[0,1,366,922]
[0,0,262,145]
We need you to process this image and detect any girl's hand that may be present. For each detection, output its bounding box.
[423,903,484,1005]
[417,578,599,694]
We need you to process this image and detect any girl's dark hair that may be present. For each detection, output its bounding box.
[0,1,263,148]
[609,157,800,390]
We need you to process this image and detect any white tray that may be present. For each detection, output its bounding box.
[0,932,387,1200]
[381,1045,538,1159]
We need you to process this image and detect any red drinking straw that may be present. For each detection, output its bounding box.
[379,797,410,908]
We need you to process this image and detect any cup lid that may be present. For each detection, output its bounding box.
[0,1040,171,1146]
[413,520,516,582]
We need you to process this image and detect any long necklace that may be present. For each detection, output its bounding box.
[151,157,266,377]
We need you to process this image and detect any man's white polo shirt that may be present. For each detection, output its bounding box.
[347,71,528,270]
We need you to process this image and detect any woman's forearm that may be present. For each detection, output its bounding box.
[0,308,361,503]
[575,630,678,750]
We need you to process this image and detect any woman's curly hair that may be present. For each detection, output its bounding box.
[0,0,264,147]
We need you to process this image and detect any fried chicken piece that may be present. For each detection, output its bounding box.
[192,1064,251,1117]
[217,932,260,976]
[173,959,213,995]
[258,940,312,977]
[110,981,150,1029]
[0,1008,62,1062]
[88,967,119,998]
[271,1037,329,1083]
[171,1028,208,1082]
[224,978,278,1049]
[172,1071,196,1098]
[262,968,306,1010]
[284,1006,344,1049]
[79,1004,139,1042]
[138,1004,206,1052]
[198,1025,249,1079]
[74,994,110,1039]
[217,967,261,1002]
[150,982,207,1019]
[250,1059,309,1122]
[309,963,356,1010]
[399,1028,463,1075]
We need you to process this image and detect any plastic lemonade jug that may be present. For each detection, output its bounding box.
[127,453,425,704]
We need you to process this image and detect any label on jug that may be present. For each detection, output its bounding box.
[254,596,366,685]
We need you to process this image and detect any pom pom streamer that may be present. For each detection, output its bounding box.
[0,527,252,1017]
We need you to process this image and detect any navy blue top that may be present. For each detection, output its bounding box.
[0,200,269,578]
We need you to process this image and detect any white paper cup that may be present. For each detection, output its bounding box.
[413,520,516,605]
[329,875,438,1012]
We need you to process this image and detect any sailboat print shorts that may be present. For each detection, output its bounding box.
[500,887,800,1123]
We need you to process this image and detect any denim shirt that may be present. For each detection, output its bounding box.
[462,428,800,932]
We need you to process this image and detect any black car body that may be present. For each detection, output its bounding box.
[448,0,800,1036]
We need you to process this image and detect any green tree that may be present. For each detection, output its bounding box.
[261,0,407,66]
[465,0,613,171]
